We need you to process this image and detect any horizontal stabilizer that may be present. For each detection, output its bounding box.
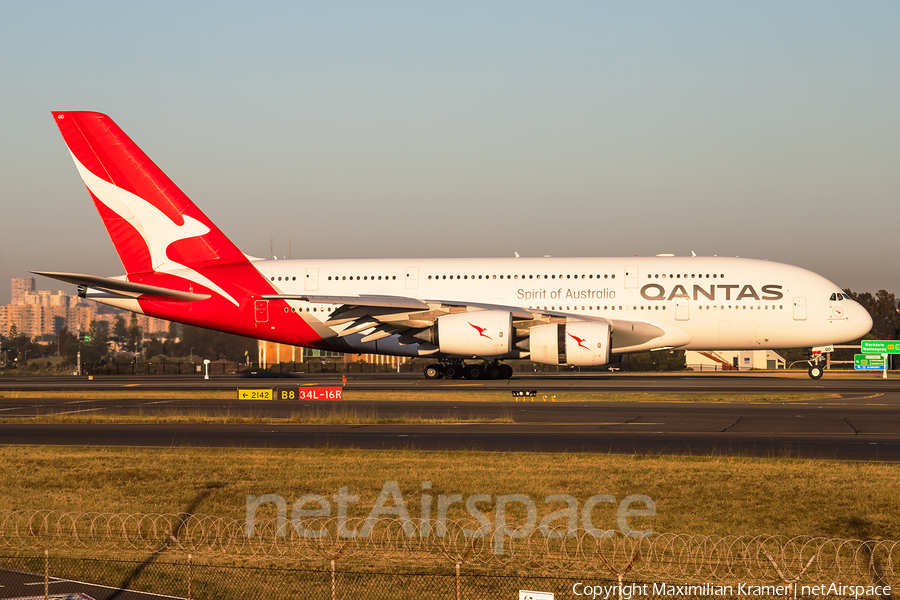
[32,271,210,302]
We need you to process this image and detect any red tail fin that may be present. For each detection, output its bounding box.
[52,111,247,275]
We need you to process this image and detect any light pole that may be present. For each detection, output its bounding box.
[203,359,211,380]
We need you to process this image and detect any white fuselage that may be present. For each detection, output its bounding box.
[253,255,872,353]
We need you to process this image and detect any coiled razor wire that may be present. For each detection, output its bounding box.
[1,510,897,586]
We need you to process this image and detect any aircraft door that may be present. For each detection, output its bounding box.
[255,300,269,323]
[305,268,319,291]
[405,267,419,290]
[793,297,807,321]
[625,266,638,289]
[675,299,690,321]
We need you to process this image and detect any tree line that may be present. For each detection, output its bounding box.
[2,315,257,371]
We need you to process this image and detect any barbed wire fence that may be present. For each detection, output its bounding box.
[1,510,897,599]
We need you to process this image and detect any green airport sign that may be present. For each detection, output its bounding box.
[861,340,900,354]
[855,354,886,370]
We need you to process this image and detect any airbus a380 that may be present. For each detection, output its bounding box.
[36,112,872,380]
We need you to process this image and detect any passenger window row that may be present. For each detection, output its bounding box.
[648,274,725,279]
[428,274,617,281]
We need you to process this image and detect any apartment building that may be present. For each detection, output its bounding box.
[2,278,169,339]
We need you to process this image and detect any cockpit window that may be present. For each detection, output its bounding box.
[842,293,851,300]
[829,293,837,301]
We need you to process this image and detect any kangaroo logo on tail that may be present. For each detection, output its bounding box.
[70,152,239,306]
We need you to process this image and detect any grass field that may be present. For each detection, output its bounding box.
[0,390,837,424]
[1,445,897,540]
[0,408,515,424]
[0,389,839,403]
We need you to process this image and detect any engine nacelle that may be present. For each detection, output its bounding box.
[529,320,611,366]
[435,310,513,357]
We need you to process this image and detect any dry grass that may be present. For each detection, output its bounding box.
[348,391,839,403]
[1,446,897,540]
[0,407,513,425]
[0,390,238,400]
[0,389,838,403]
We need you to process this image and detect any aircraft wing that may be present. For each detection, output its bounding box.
[262,293,689,352]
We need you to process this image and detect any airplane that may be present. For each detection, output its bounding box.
[36,111,873,380]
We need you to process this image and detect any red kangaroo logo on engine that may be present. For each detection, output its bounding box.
[468,322,492,339]
[567,332,590,350]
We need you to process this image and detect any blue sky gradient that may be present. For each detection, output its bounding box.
[1,2,898,304]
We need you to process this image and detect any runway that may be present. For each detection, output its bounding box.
[2,371,899,393]
[0,566,180,600]
[2,373,900,460]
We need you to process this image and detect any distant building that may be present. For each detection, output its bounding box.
[2,277,170,340]
[257,339,406,369]
[0,304,41,337]
[10,277,36,305]
[686,350,785,372]
[23,289,70,308]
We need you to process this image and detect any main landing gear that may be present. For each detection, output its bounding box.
[423,360,513,380]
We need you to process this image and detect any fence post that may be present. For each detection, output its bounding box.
[597,546,640,600]
[765,552,814,597]
[187,553,193,600]
[44,549,49,600]
[331,559,336,600]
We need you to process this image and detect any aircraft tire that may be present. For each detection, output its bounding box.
[808,365,824,379]
[424,364,443,379]
[464,364,485,380]
[444,364,463,379]
[500,364,513,379]
[486,365,502,379]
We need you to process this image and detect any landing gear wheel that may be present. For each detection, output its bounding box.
[424,364,443,379]
[486,364,502,379]
[808,365,824,379]
[464,364,485,380]
[500,364,513,379]
[443,364,463,379]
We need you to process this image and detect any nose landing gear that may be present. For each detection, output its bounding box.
[807,345,832,379]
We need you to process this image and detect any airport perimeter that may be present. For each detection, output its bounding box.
[1,510,898,599]
[3,375,899,598]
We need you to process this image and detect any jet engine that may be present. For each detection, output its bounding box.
[415,310,513,356]
[527,320,611,366]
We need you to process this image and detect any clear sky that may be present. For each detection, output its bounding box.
[1,2,898,305]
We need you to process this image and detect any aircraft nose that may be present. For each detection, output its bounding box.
[850,301,873,339]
